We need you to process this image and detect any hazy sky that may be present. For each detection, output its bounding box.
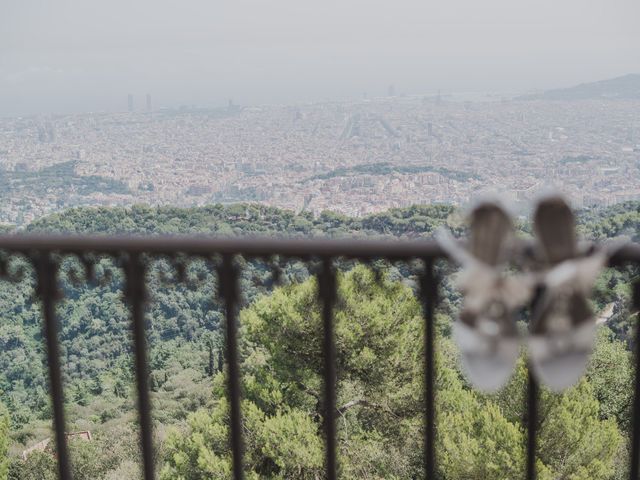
[2,0,639,116]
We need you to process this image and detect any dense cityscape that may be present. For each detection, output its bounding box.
[0,90,639,225]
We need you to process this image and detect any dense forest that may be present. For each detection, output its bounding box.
[0,201,638,478]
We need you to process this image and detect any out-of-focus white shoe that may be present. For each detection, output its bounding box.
[528,195,607,392]
[438,201,530,392]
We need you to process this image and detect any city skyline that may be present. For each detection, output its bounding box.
[3,71,640,119]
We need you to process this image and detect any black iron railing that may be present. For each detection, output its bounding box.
[2,234,640,480]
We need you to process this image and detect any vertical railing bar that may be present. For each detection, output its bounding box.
[526,370,538,480]
[629,281,640,480]
[36,253,72,480]
[319,257,338,480]
[124,252,155,480]
[526,285,545,480]
[218,254,245,480]
[421,258,437,479]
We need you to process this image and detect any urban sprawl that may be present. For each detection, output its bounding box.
[0,95,639,225]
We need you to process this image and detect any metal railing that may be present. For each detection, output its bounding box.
[2,234,639,480]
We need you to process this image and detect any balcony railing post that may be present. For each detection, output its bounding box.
[123,252,155,480]
[318,257,338,480]
[526,371,538,480]
[629,281,640,480]
[420,259,438,479]
[35,252,72,480]
[526,285,545,480]
[218,254,245,480]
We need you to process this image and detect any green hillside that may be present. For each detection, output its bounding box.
[0,201,638,479]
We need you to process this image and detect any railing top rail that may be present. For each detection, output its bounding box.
[0,234,638,264]
[0,234,447,259]
[0,233,638,263]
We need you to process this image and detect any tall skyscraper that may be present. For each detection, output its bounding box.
[45,121,55,142]
[146,94,152,112]
[37,125,47,143]
[128,94,134,112]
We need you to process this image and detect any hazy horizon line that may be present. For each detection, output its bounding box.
[3,72,639,120]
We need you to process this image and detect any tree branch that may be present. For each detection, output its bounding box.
[336,398,381,416]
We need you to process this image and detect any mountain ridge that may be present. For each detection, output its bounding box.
[518,73,640,101]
